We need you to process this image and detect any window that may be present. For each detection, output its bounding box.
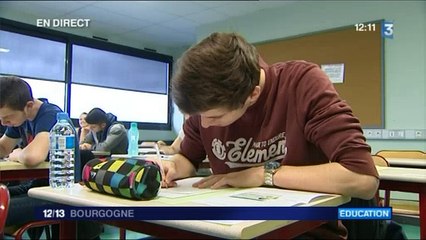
[0,30,66,81]
[72,45,168,94]
[0,19,173,130]
[0,29,66,109]
[24,78,66,110]
[70,84,168,123]
[70,44,171,126]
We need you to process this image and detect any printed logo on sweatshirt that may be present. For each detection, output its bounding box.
[211,132,287,168]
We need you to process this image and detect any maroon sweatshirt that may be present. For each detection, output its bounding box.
[180,59,378,239]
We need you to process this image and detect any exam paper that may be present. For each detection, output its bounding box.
[194,187,335,207]
[139,148,165,154]
[158,177,219,198]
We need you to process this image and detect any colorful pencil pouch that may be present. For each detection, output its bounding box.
[82,157,162,200]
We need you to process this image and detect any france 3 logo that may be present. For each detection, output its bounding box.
[382,20,394,39]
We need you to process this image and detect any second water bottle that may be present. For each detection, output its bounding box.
[127,122,139,156]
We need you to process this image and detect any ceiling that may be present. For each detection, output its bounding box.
[1,1,294,50]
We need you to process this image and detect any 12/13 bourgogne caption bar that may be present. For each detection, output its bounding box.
[35,206,392,220]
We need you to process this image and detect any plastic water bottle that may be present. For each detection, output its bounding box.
[49,112,76,188]
[127,122,139,156]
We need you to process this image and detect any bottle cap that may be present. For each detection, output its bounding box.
[131,122,137,128]
[57,112,69,120]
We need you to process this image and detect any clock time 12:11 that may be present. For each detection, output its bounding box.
[355,23,376,32]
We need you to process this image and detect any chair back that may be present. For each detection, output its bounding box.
[371,155,390,207]
[0,184,10,238]
[376,150,425,159]
[372,155,389,167]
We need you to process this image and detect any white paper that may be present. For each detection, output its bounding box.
[158,177,218,198]
[321,63,345,83]
[194,188,334,207]
[138,148,164,154]
[205,220,251,225]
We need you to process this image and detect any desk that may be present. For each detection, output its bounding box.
[0,160,49,181]
[91,151,111,157]
[377,166,426,239]
[384,157,426,168]
[29,179,349,239]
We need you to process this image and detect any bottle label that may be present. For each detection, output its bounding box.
[65,136,75,149]
[57,135,75,149]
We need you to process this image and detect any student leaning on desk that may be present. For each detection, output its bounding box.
[162,32,381,239]
[79,107,128,154]
[0,76,102,239]
[79,107,128,177]
[0,76,62,237]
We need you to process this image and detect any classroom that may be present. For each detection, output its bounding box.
[0,1,424,239]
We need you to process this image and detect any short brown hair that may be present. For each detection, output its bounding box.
[85,108,107,124]
[172,32,260,114]
[0,76,33,110]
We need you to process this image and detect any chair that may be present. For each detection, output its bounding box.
[374,151,421,216]
[12,221,60,240]
[0,184,60,240]
[371,155,391,206]
[0,184,11,239]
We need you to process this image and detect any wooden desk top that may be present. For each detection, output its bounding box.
[0,160,49,171]
[377,166,426,183]
[28,179,349,239]
[385,157,426,168]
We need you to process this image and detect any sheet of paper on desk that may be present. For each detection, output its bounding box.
[139,148,165,154]
[144,154,174,161]
[139,142,156,148]
[158,177,219,198]
[194,187,334,207]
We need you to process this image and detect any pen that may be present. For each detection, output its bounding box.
[155,143,167,188]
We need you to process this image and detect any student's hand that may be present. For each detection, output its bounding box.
[161,160,178,188]
[156,140,167,146]
[8,148,23,163]
[80,127,90,135]
[80,143,92,150]
[158,146,174,155]
[193,166,264,189]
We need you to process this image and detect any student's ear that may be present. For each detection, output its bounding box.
[101,123,107,129]
[247,86,261,104]
[24,101,34,114]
